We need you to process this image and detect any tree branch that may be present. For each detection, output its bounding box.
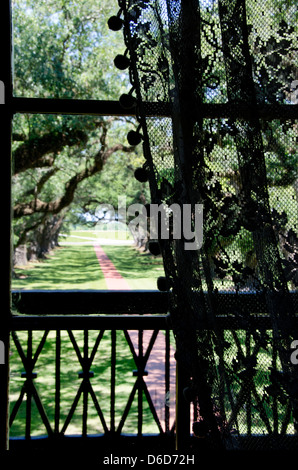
[25,168,60,198]
[13,144,135,218]
[13,129,88,174]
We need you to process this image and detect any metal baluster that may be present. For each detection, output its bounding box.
[141,331,163,434]
[138,330,143,437]
[25,331,32,440]
[272,335,278,433]
[55,330,61,434]
[111,330,116,434]
[246,330,252,435]
[82,330,88,437]
[165,329,170,432]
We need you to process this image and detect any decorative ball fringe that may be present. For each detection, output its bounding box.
[157,276,170,292]
[108,16,123,31]
[192,420,209,439]
[114,54,130,70]
[148,240,161,256]
[128,130,143,146]
[119,93,137,109]
[134,167,148,182]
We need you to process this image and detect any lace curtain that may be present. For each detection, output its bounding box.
[110,0,298,450]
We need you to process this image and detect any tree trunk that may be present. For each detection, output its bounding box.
[30,214,65,260]
[13,244,28,267]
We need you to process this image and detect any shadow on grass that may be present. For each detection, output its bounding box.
[102,245,165,280]
[12,244,165,290]
[12,246,107,290]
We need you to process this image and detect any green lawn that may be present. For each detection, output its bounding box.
[12,241,164,291]
[60,229,133,241]
[12,245,107,290]
[102,245,165,290]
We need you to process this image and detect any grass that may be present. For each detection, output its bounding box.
[10,236,168,437]
[9,330,164,437]
[102,245,165,290]
[12,237,165,291]
[13,245,107,290]
[60,229,133,241]
[9,328,295,438]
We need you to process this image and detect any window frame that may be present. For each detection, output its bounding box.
[2,0,298,451]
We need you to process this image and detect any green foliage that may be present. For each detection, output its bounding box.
[11,0,149,254]
[12,0,128,99]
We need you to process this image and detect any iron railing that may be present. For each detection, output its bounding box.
[8,290,298,453]
[9,323,175,440]
[9,291,177,452]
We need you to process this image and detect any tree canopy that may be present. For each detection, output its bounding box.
[12,0,148,264]
[11,0,297,266]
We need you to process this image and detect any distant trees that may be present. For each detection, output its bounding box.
[12,0,147,266]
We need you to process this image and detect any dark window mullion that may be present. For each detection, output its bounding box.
[11,97,136,117]
[11,97,298,120]
[1,0,13,452]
